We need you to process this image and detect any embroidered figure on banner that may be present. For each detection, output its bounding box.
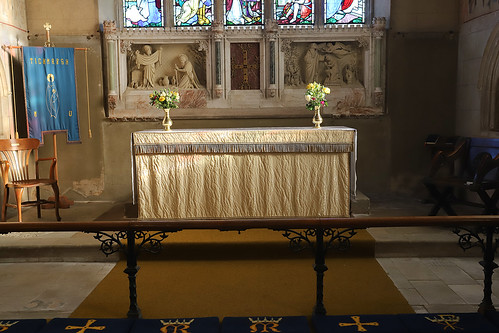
[0,321,19,331]
[46,73,59,119]
[65,319,106,333]
[425,314,462,331]
[248,317,282,333]
[160,319,195,333]
[339,316,379,331]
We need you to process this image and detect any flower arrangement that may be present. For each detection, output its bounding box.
[305,82,330,111]
[149,88,180,110]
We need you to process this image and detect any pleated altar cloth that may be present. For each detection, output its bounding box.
[132,127,357,220]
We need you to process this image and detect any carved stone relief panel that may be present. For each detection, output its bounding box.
[127,44,206,91]
[285,41,364,88]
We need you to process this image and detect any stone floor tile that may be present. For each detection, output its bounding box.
[391,258,439,281]
[450,258,485,280]
[398,288,428,306]
[411,281,466,305]
[412,305,429,313]
[421,258,478,285]
[424,304,480,313]
[448,284,497,304]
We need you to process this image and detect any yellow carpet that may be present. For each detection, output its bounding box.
[71,228,414,318]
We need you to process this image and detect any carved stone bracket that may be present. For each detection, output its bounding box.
[356,36,369,49]
[211,19,224,40]
[372,17,386,39]
[120,40,132,54]
[103,20,117,39]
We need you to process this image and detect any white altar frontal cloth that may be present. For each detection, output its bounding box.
[132,127,357,219]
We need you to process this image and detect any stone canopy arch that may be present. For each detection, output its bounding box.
[479,22,499,131]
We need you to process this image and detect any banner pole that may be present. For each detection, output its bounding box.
[85,48,92,138]
[8,46,19,139]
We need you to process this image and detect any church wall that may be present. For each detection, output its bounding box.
[0,0,28,139]
[456,10,498,137]
[17,0,462,203]
[386,0,459,195]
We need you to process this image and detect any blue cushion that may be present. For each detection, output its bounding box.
[221,316,310,333]
[398,313,499,333]
[313,314,409,333]
[0,319,46,333]
[38,318,135,333]
[130,317,219,333]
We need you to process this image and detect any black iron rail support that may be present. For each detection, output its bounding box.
[314,228,328,315]
[479,226,498,314]
[124,230,142,319]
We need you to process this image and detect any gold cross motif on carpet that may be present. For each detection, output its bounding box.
[338,316,379,332]
[425,314,462,331]
[65,319,106,333]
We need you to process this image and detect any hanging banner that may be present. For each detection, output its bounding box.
[22,46,80,143]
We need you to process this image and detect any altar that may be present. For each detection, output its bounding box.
[132,127,357,219]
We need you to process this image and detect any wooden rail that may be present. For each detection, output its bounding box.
[2,215,499,318]
[1,215,499,232]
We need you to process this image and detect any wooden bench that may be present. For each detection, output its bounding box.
[423,135,499,215]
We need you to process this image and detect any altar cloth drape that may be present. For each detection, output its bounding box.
[132,127,356,219]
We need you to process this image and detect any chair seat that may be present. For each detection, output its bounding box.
[7,179,57,188]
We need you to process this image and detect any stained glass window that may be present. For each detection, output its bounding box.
[275,0,313,25]
[123,0,164,27]
[174,0,213,26]
[325,0,365,24]
[225,0,263,25]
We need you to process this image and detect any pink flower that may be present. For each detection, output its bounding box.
[321,100,325,105]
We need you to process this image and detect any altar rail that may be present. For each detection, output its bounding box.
[1,215,499,318]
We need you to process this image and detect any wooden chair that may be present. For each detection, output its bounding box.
[0,138,61,222]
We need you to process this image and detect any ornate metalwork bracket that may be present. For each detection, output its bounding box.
[278,227,357,316]
[279,228,357,253]
[92,230,172,256]
[91,230,175,319]
[453,226,499,313]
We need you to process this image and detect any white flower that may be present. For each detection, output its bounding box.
[305,95,311,102]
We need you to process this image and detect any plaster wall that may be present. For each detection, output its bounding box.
[18,0,462,202]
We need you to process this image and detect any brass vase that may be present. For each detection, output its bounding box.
[162,108,173,131]
[313,105,323,128]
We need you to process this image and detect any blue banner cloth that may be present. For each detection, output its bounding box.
[313,314,409,333]
[0,319,46,333]
[222,316,310,333]
[399,313,499,333]
[23,46,80,143]
[130,317,220,333]
[38,318,134,333]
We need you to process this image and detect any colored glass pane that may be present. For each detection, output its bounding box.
[174,0,213,26]
[225,0,264,25]
[123,0,164,27]
[325,0,365,24]
[275,0,313,25]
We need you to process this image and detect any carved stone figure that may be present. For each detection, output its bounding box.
[135,45,162,88]
[175,54,201,89]
[323,53,342,85]
[303,43,319,83]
